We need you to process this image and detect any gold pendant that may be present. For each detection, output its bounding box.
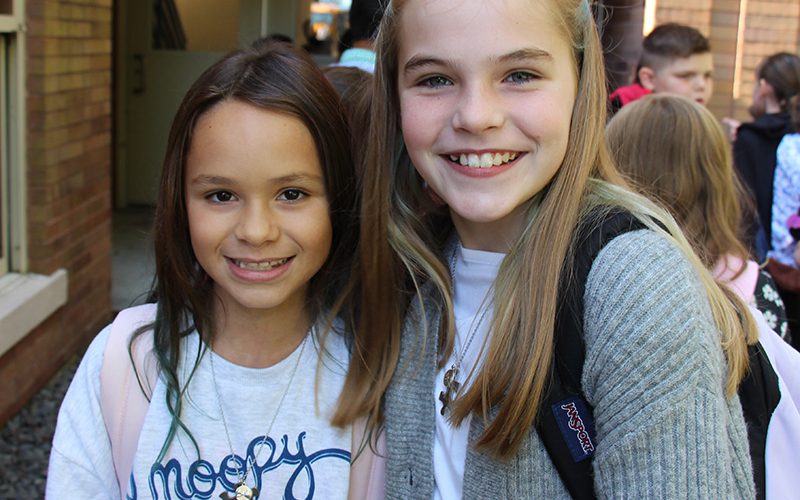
[220,482,259,500]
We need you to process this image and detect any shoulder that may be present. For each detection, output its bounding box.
[111,303,158,330]
[583,229,719,371]
[586,228,701,302]
[317,318,351,371]
[734,119,774,151]
[778,133,800,157]
[81,322,115,380]
[64,304,156,394]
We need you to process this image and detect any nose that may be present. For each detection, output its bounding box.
[235,201,280,246]
[451,82,505,133]
[693,74,708,91]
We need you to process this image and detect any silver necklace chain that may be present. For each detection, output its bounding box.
[209,327,311,499]
[439,244,492,415]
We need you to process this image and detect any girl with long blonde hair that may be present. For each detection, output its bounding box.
[342,0,757,497]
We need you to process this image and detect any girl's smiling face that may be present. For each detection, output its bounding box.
[397,0,577,251]
[185,99,332,321]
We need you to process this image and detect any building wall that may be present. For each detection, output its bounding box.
[0,0,113,425]
[653,0,800,121]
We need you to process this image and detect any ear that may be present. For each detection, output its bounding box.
[758,78,775,98]
[638,66,657,91]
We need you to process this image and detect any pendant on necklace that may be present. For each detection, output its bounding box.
[220,482,259,500]
[438,366,460,415]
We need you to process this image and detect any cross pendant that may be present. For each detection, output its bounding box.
[438,367,460,415]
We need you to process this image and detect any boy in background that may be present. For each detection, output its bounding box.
[610,23,713,112]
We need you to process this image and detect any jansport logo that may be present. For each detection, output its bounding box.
[559,402,595,454]
[552,396,597,462]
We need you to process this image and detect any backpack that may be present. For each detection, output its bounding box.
[536,210,786,500]
[98,303,385,500]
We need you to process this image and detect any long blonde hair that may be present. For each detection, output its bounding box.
[606,94,750,269]
[338,0,755,458]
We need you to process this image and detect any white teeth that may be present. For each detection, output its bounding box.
[235,258,287,270]
[449,151,519,168]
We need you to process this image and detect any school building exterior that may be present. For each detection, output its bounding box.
[0,0,799,426]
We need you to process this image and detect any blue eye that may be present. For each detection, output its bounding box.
[208,191,235,203]
[278,189,306,201]
[420,75,453,88]
[504,71,536,84]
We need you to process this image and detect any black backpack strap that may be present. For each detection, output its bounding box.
[738,342,780,500]
[536,209,645,500]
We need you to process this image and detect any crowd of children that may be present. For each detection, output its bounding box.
[45,1,800,499]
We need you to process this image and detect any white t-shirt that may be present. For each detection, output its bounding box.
[433,245,504,500]
[47,320,352,500]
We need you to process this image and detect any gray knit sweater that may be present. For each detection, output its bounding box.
[384,230,755,499]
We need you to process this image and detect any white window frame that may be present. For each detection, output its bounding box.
[0,1,24,276]
[0,1,69,356]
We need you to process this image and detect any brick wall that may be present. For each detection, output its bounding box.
[652,0,800,121]
[0,0,113,425]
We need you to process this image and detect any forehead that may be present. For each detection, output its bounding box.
[657,52,713,75]
[397,0,571,63]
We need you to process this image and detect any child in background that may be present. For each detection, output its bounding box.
[769,94,800,351]
[355,0,754,498]
[731,52,800,259]
[771,94,800,270]
[331,0,384,73]
[607,93,789,339]
[47,42,371,499]
[607,95,800,497]
[609,23,713,112]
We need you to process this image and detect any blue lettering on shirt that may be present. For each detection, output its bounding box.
[126,432,349,499]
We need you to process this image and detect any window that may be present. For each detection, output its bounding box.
[0,3,22,278]
[0,33,7,276]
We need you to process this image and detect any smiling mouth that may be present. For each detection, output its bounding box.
[445,151,520,168]
[231,257,290,270]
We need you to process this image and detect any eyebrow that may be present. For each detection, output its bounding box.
[190,175,232,187]
[189,173,324,186]
[497,48,553,64]
[402,55,453,75]
[402,48,553,75]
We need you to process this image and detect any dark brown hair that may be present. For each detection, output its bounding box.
[757,52,800,113]
[640,23,710,73]
[323,65,373,174]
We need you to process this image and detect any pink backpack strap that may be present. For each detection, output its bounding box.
[100,303,158,498]
[712,254,760,303]
[348,417,386,500]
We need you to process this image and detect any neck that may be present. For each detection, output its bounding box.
[765,99,782,114]
[210,299,313,368]
[450,209,524,253]
[764,93,782,114]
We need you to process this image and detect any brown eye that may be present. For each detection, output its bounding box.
[279,189,306,201]
[208,191,235,203]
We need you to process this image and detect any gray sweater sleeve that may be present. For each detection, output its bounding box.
[582,230,754,499]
